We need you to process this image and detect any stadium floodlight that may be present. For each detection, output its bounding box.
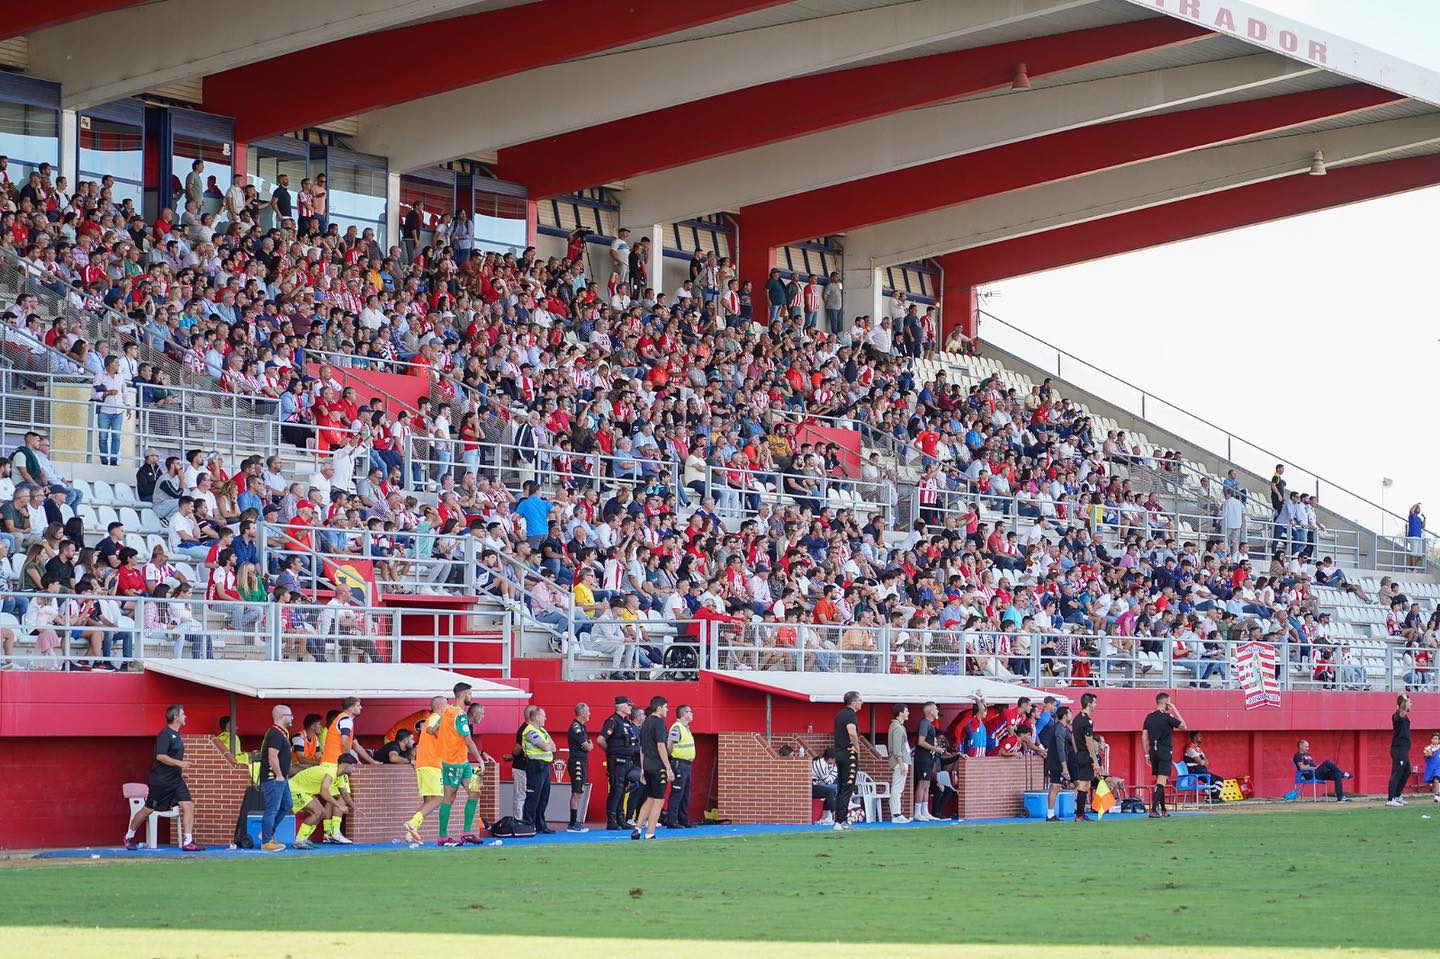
[1012,63,1030,91]
[1309,149,1327,176]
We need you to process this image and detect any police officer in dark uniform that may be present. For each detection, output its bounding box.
[566,702,592,833]
[625,704,647,821]
[596,695,638,829]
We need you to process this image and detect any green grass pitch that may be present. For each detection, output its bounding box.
[0,807,1430,957]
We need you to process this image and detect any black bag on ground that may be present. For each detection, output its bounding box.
[488,816,537,838]
[231,784,266,848]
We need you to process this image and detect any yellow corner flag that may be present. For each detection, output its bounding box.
[1091,778,1116,818]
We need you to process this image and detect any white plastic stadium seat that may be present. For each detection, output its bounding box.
[117,507,142,532]
[90,482,117,506]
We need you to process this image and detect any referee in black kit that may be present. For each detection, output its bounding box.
[566,702,591,833]
[1069,692,1099,822]
[1141,693,1185,818]
[1386,693,1413,807]
[832,691,862,831]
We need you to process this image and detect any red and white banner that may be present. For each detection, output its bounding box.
[1235,640,1281,709]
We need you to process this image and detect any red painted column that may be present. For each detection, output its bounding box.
[938,265,979,347]
[525,199,539,248]
[231,140,248,183]
[738,235,778,305]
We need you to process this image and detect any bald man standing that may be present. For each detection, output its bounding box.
[259,704,295,851]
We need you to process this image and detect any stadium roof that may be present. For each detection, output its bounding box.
[143,660,529,701]
[709,670,1070,706]
[15,0,1440,297]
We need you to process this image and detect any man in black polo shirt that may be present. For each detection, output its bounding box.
[258,704,294,851]
[124,704,203,851]
[1069,692,1098,822]
[566,702,592,833]
[833,690,862,831]
[1141,693,1185,818]
[1387,693,1413,806]
[596,695,638,830]
[632,696,672,841]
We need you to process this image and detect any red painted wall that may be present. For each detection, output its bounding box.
[308,363,430,415]
[3,666,1435,848]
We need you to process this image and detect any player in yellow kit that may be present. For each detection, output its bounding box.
[403,695,447,845]
[291,753,355,849]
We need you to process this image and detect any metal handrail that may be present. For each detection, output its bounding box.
[979,310,1425,554]
[0,588,507,673]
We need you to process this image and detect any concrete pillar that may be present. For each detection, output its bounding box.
[59,109,78,188]
[384,170,401,248]
[841,252,884,324]
[645,224,664,298]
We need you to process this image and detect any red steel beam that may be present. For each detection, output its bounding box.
[204,0,791,142]
[1,0,144,40]
[938,153,1440,286]
[498,17,1210,197]
[742,84,1403,246]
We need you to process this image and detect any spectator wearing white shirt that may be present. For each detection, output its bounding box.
[1222,488,1246,557]
[308,462,335,506]
[92,355,129,466]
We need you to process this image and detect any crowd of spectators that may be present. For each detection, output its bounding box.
[0,163,1431,689]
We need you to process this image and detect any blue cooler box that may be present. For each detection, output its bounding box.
[1023,791,1075,818]
[245,813,297,847]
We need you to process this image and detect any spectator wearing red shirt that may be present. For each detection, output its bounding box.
[115,547,149,596]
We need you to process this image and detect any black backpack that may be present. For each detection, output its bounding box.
[488,816,536,838]
[231,784,267,848]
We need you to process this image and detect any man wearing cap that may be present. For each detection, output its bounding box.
[596,695,639,830]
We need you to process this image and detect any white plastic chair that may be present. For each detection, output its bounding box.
[122,782,179,849]
[76,505,100,533]
[118,507,142,532]
[113,484,144,509]
[855,770,892,822]
[138,508,163,534]
[90,482,117,507]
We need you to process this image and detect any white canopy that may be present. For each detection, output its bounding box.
[709,670,1068,706]
[143,659,528,701]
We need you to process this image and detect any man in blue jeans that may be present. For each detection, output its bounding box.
[258,704,295,851]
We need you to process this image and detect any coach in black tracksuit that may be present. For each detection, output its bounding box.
[832,691,862,830]
[1387,693,1413,804]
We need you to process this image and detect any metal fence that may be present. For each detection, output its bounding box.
[0,589,508,673]
[705,620,1429,693]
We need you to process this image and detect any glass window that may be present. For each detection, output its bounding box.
[78,115,144,208]
[328,157,387,245]
[171,134,231,218]
[400,174,454,250]
[472,189,527,254]
[246,142,307,230]
[0,101,60,184]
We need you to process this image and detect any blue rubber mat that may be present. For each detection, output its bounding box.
[31,811,1159,860]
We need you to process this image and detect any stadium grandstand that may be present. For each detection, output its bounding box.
[0,0,1438,927]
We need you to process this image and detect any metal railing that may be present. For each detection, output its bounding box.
[256,519,477,597]
[0,244,225,399]
[0,589,508,673]
[401,439,682,503]
[704,620,1429,693]
[564,615,707,681]
[979,310,1433,572]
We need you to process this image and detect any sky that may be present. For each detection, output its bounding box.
[991,0,1440,540]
